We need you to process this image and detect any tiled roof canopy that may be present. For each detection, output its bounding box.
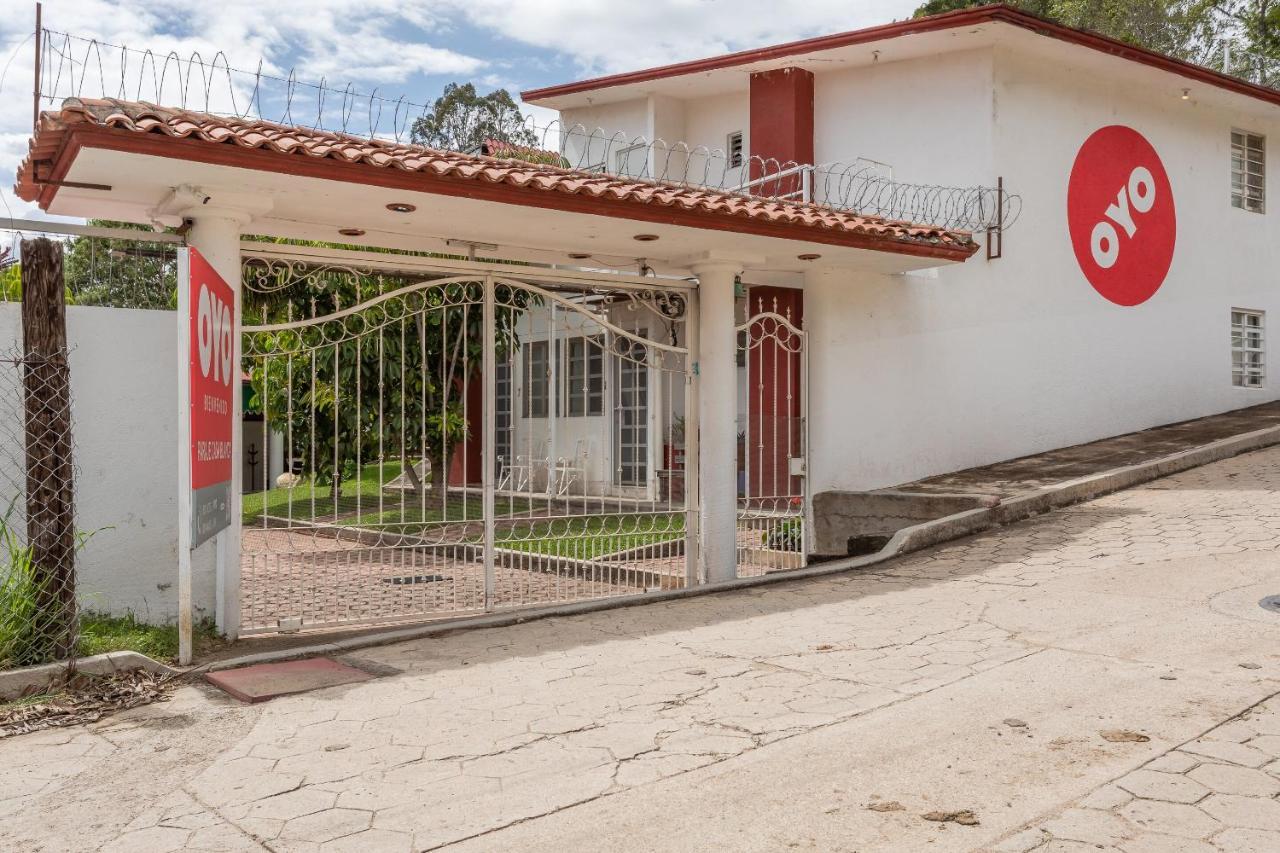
[15,98,978,259]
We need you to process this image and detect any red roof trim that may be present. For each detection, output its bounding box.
[522,3,1280,110]
[13,100,977,262]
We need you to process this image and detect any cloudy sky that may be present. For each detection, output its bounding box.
[0,0,921,224]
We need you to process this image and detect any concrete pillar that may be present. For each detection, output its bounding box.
[186,211,251,640]
[802,266,845,500]
[692,261,743,583]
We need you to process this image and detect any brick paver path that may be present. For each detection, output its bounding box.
[993,697,1280,852]
[4,447,1280,851]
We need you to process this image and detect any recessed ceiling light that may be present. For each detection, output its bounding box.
[633,234,659,242]
[386,202,417,213]
[568,252,591,260]
[1181,88,1191,100]
[798,253,821,261]
[338,228,366,237]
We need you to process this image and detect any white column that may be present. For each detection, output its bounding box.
[802,266,842,501]
[692,261,742,583]
[187,211,251,641]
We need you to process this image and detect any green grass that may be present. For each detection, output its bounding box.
[498,513,685,560]
[242,461,409,525]
[242,463,682,560]
[76,613,221,663]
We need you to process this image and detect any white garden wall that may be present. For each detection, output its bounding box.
[0,303,215,624]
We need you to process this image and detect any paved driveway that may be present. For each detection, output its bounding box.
[5,448,1280,852]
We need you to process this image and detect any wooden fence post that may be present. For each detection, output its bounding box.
[20,237,76,660]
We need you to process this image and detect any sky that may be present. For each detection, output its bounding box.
[0,0,921,225]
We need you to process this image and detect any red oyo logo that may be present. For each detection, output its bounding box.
[1067,126,1176,307]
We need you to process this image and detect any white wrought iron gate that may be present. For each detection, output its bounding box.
[736,295,808,577]
[238,248,696,634]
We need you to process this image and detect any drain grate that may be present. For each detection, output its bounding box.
[1260,595,1280,614]
[382,574,448,586]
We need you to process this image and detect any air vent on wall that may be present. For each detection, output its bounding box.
[727,131,744,169]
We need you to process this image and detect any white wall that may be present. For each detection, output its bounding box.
[0,304,216,624]
[807,47,1280,493]
[814,49,995,183]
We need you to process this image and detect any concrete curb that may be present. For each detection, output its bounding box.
[200,424,1280,673]
[0,651,179,701]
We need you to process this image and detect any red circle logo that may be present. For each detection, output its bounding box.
[1067,126,1176,306]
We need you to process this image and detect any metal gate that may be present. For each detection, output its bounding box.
[736,296,807,577]
[238,248,695,634]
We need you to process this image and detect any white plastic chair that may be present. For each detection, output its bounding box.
[555,439,590,496]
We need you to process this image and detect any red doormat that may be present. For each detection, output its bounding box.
[205,657,372,703]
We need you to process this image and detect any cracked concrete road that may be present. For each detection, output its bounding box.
[5,448,1280,852]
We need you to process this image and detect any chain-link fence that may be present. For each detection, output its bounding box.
[0,350,77,670]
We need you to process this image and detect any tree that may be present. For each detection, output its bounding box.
[915,0,1054,17]
[1200,1,1280,85]
[245,267,531,510]
[63,220,178,309]
[914,0,1223,69]
[410,83,537,153]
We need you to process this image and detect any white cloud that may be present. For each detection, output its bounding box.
[0,0,923,222]
[440,0,919,79]
[0,0,488,222]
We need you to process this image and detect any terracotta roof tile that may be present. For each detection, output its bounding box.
[14,97,976,256]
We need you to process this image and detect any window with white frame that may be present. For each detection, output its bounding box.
[1232,130,1265,213]
[522,340,551,417]
[727,131,744,169]
[1232,309,1266,388]
[564,336,604,417]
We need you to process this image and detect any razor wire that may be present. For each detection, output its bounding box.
[36,29,1020,233]
[0,350,78,671]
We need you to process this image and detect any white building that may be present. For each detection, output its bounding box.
[523,4,1280,497]
[12,4,1278,637]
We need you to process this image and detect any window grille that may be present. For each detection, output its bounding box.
[1232,130,1265,213]
[1232,309,1266,388]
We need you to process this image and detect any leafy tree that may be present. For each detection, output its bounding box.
[1200,0,1280,85]
[410,83,537,153]
[913,0,1227,70]
[245,269,531,509]
[63,220,178,309]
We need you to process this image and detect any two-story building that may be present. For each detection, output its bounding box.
[523,4,1279,506]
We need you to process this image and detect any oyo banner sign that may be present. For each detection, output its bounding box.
[186,247,235,547]
[1067,125,1176,307]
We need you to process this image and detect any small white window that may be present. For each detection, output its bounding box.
[1232,309,1265,388]
[1232,130,1265,213]
[614,143,647,177]
[727,131,744,169]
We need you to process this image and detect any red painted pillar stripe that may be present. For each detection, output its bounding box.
[748,67,815,197]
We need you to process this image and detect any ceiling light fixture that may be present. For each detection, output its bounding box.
[1182,88,1191,100]
[386,202,417,213]
[338,228,366,237]
[568,253,592,260]
[798,253,821,261]
[633,234,659,242]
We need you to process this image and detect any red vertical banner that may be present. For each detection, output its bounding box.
[186,247,236,547]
